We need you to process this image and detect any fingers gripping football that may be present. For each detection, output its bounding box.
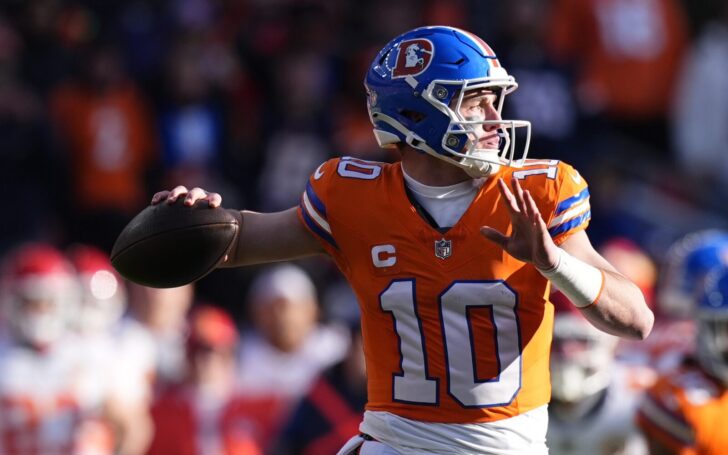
[151,186,222,208]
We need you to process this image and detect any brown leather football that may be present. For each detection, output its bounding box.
[111,199,240,288]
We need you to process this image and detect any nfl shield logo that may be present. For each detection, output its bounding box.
[434,238,452,259]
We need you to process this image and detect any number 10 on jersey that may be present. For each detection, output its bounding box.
[380,279,523,408]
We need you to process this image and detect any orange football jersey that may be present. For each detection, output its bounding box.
[636,362,728,454]
[298,157,591,423]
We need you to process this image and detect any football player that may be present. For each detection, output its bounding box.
[547,294,648,455]
[658,230,728,319]
[66,244,156,454]
[237,264,349,402]
[66,244,126,336]
[636,264,728,453]
[0,243,112,454]
[148,306,266,454]
[151,26,653,453]
[620,231,728,374]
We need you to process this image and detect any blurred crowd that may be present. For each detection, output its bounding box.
[1,0,728,453]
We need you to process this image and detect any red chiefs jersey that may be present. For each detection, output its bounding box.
[0,338,114,455]
[297,157,590,423]
[148,385,287,455]
[636,362,728,454]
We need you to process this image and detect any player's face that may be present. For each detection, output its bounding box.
[453,89,502,150]
[552,335,593,359]
[254,296,317,352]
[550,316,617,403]
[189,343,236,384]
[14,296,67,347]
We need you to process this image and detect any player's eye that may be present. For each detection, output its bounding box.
[481,95,497,107]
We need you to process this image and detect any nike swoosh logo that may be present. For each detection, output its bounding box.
[314,164,325,180]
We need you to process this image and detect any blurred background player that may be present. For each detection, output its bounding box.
[658,230,728,319]
[147,305,267,455]
[276,322,367,455]
[636,264,728,453]
[126,282,195,385]
[547,296,648,455]
[49,39,157,252]
[66,244,155,454]
[67,244,125,336]
[622,230,728,373]
[592,237,660,384]
[235,264,350,447]
[0,243,113,454]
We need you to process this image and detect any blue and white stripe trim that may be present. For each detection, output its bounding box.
[305,181,327,218]
[554,188,589,215]
[300,183,337,249]
[549,188,591,237]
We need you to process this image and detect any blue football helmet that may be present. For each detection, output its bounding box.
[658,230,728,318]
[696,265,728,385]
[365,26,531,177]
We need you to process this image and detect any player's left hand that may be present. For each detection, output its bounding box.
[480,178,561,270]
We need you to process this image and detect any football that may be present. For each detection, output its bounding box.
[110,200,241,288]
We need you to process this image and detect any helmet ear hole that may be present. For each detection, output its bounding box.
[399,109,427,123]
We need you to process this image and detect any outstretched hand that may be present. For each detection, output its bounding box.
[480,178,561,270]
[151,185,222,208]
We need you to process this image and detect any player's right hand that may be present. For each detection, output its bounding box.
[480,178,560,271]
[151,185,222,208]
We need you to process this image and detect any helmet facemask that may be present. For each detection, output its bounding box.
[697,315,728,386]
[550,315,618,405]
[421,74,531,177]
[7,274,79,348]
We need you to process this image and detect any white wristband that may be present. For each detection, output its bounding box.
[538,249,605,308]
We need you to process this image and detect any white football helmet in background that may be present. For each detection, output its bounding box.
[550,295,619,404]
[0,243,79,348]
[66,244,125,335]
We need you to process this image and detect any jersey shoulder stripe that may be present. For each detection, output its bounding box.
[305,180,328,218]
[555,187,589,215]
[543,162,591,243]
[548,199,590,230]
[300,180,337,249]
[548,210,591,237]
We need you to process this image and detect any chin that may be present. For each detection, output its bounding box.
[462,159,500,178]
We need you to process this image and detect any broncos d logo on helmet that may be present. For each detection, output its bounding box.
[393,39,434,78]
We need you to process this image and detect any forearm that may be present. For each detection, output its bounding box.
[220,207,325,267]
[548,232,654,340]
[579,269,654,340]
